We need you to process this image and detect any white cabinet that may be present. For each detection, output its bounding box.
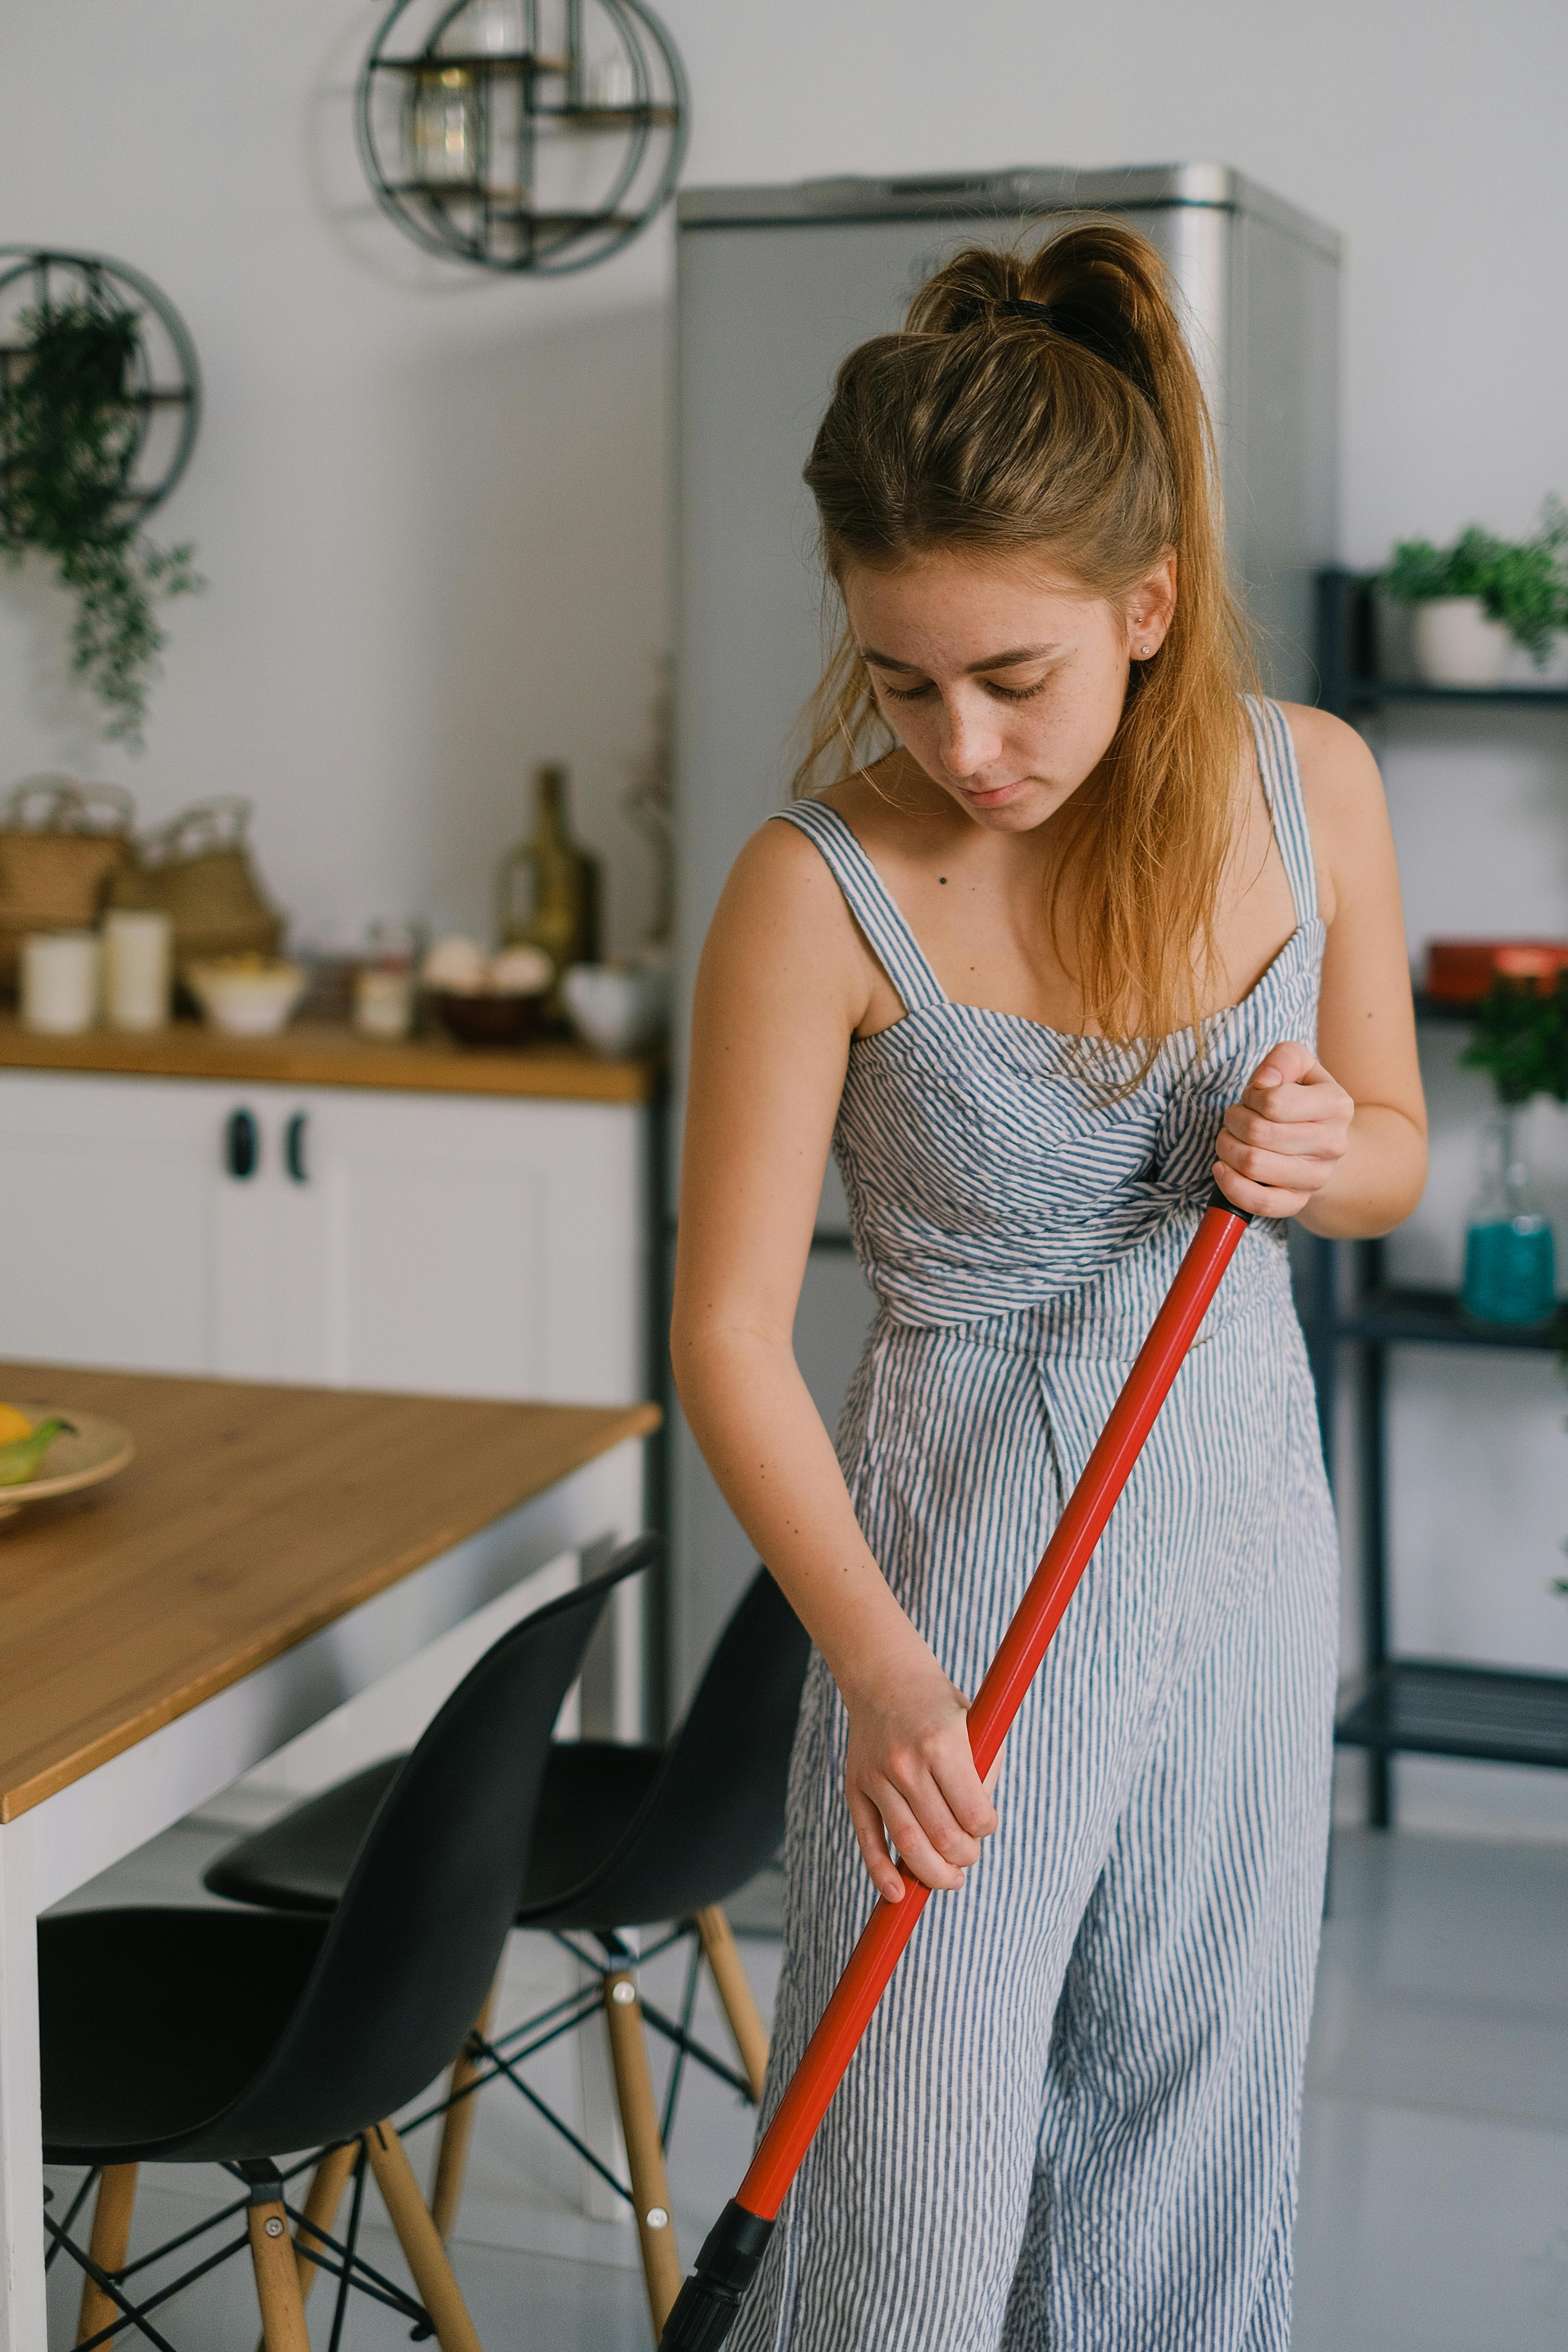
[0,1070,649,1406]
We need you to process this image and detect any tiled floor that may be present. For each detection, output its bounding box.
[41,1825,1568,2348]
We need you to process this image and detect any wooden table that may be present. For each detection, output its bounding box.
[0,1360,658,2348]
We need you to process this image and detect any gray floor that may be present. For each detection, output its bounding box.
[42,1825,1568,2349]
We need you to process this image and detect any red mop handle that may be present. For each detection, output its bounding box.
[660,1193,1251,2347]
[737,1191,1250,2221]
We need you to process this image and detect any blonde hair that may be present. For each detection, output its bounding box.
[794,217,1256,1060]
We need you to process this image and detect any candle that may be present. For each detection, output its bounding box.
[354,965,415,1040]
[21,932,100,1034]
[103,909,173,1032]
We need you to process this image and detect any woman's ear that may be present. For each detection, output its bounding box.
[1124,551,1178,658]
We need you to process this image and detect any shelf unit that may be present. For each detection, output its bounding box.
[1307,571,1568,1824]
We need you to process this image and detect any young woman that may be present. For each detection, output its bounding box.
[671,222,1426,2352]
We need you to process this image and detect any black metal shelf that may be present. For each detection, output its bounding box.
[1336,1658,1568,1771]
[1300,562,1568,1825]
[1331,1284,1568,1352]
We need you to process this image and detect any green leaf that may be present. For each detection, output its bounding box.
[1459,975,1568,1107]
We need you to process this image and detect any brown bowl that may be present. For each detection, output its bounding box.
[431,990,543,1048]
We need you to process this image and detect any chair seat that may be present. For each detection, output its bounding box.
[40,1907,329,2165]
[205,1740,666,1928]
[205,1759,404,1914]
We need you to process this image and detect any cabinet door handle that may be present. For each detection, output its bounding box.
[285,1112,308,1185]
[225,1108,259,1181]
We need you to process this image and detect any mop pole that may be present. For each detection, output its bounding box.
[661,1188,1253,2351]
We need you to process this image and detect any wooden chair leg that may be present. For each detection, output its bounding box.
[292,2138,361,2301]
[603,1968,683,2340]
[364,2120,482,2352]
[695,1905,770,2103]
[430,1968,501,2241]
[77,2163,138,2346]
[247,2183,311,2352]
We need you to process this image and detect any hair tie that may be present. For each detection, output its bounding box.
[994,294,1155,404]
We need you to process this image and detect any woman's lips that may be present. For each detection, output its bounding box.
[959,778,1025,807]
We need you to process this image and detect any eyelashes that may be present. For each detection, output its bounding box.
[878,678,1050,705]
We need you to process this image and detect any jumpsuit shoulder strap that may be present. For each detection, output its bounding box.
[772,800,948,1011]
[1243,695,1320,927]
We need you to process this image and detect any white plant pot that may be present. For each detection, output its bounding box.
[1413,597,1513,687]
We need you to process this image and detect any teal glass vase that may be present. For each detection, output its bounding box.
[1462,1113,1557,1327]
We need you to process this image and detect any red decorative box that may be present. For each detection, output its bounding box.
[1425,939,1568,1006]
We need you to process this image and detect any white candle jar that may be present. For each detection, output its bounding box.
[103,909,173,1032]
[21,932,101,1034]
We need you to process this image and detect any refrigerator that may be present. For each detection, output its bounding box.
[669,163,1340,1707]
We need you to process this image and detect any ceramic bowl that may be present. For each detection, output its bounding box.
[431,990,542,1048]
[561,963,668,1058]
[186,959,308,1038]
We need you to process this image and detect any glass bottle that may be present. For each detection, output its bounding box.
[496,764,601,1018]
[1462,1111,1557,1326]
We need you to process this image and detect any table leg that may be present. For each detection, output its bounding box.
[0,1813,45,2352]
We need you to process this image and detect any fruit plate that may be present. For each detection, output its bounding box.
[0,1409,135,1521]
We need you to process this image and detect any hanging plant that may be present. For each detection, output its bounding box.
[0,295,202,746]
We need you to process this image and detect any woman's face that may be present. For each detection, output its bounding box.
[842,547,1175,833]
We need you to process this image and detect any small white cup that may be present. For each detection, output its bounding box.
[21,931,100,1035]
[561,962,669,1057]
[103,909,173,1032]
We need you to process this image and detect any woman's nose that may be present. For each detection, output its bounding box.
[940,697,1001,777]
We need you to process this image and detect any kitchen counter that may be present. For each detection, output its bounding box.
[0,1012,659,1104]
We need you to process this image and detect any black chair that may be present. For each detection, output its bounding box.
[204,1564,812,2340]
[44,1537,656,2352]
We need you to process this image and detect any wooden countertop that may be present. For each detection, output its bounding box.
[0,1359,659,1821]
[0,1014,660,1104]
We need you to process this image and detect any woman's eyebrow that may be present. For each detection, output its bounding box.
[859,642,1059,675]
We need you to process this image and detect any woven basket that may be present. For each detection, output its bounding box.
[0,778,136,988]
[106,798,282,970]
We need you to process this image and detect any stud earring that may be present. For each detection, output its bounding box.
[1138,642,1152,657]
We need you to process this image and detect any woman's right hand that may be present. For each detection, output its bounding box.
[839,1629,1001,1903]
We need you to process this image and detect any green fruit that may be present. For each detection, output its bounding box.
[0,1418,74,1488]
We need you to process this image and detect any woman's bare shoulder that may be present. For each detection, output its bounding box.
[704,810,876,1020]
[1275,700,1390,923]
[1276,700,1383,813]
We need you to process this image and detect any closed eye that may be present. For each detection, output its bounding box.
[879,677,1051,704]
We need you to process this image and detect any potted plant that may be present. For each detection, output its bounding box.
[1383,499,1568,686]
[0,294,201,745]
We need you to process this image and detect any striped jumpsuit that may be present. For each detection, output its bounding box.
[731,699,1340,2352]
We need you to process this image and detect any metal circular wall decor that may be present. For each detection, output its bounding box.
[0,250,200,521]
[357,0,689,276]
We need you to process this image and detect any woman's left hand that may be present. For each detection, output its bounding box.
[1214,1039,1354,1219]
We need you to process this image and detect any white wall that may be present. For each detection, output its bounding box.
[4,1,1567,1827]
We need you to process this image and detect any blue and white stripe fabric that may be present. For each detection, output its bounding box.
[730,698,1340,2352]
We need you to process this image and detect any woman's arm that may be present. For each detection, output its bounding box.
[1213,707,1428,1236]
[672,820,998,1903]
